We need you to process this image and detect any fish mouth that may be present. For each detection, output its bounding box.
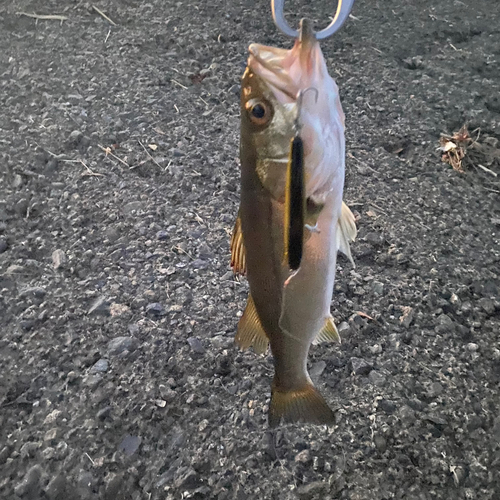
[248,19,321,105]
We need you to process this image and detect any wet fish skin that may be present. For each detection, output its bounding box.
[236,19,353,427]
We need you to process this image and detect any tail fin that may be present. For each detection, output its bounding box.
[269,382,335,428]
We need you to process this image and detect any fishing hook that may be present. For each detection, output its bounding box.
[271,0,355,40]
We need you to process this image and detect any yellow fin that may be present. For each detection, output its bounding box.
[230,214,246,275]
[313,316,341,345]
[337,201,357,267]
[269,382,335,428]
[235,294,268,355]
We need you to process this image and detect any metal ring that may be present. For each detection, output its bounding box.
[271,0,355,40]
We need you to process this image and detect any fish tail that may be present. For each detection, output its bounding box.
[268,381,335,428]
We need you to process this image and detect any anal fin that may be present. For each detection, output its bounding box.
[235,294,268,355]
[230,213,246,275]
[313,315,341,345]
[269,382,335,428]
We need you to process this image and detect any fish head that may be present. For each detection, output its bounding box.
[240,19,345,203]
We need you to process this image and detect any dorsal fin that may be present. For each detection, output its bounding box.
[235,294,269,355]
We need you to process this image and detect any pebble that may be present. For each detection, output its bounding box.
[192,258,209,270]
[45,474,68,500]
[19,286,46,299]
[118,435,142,456]
[107,336,136,355]
[372,281,385,295]
[297,481,327,498]
[368,370,386,386]
[478,297,495,315]
[350,357,372,375]
[156,230,169,240]
[88,296,110,316]
[187,336,206,354]
[174,468,200,489]
[14,464,43,497]
[146,302,165,316]
[0,238,7,253]
[52,249,67,269]
[90,358,109,373]
[373,434,387,452]
[68,130,83,145]
[309,361,326,379]
[378,399,396,414]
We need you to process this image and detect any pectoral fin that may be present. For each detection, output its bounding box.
[230,214,246,275]
[337,201,357,267]
[313,315,341,345]
[235,294,269,355]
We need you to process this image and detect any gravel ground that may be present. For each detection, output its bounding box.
[1,1,499,499]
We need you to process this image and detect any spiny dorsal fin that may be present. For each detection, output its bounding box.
[337,201,357,267]
[269,381,335,428]
[235,294,268,355]
[313,315,341,345]
[230,214,246,275]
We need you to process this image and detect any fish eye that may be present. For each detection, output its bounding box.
[246,99,272,126]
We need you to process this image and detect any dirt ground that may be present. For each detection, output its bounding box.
[1,0,499,499]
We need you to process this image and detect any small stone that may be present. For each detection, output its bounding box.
[350,357,372,375]
[399,405,416,424]
[52,249,67,269]
[107,336,136,355]
[44,428,59,443]
[295,449,311,463]
[44,410,62,425]
[467,343,478,352]
[96,406,112,420]
[88,296,110,316]
[373,434,387,452]
[0,238,8,253]
[45,474,68,500]
[14,464,43,497]
[84,374,103,388]
[68,130,83,146]
[365,232,384,247]
[123,201,143,214]
[67,371,79,383]
[192,258,209,270]
[156,230,169,240]
[379,399,396,414]
[478,297,495,315]
[171,148,185,157]
[118,435,141,456]
[90,359,109,373]
[20,441,40,459]
[428,382,443,397]
[19,286,46,299]
[309,361,326,379]
[297,481,327,498]
[174,468,200,489]
[187,337,206,354]
[146,302,165,316]
[372,281,384,295]
[368,370,386,386]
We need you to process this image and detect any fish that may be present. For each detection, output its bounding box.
[231,19,357,427]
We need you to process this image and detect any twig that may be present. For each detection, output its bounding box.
[79,160,104,177]
[476,164,497,177]
[171,79,188,90]
[92,5,117,26]
[138,140,163,169]
[104,29,111,43]
[17,11,68,21]
[368,201,388,215]
[97,144,130,168]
